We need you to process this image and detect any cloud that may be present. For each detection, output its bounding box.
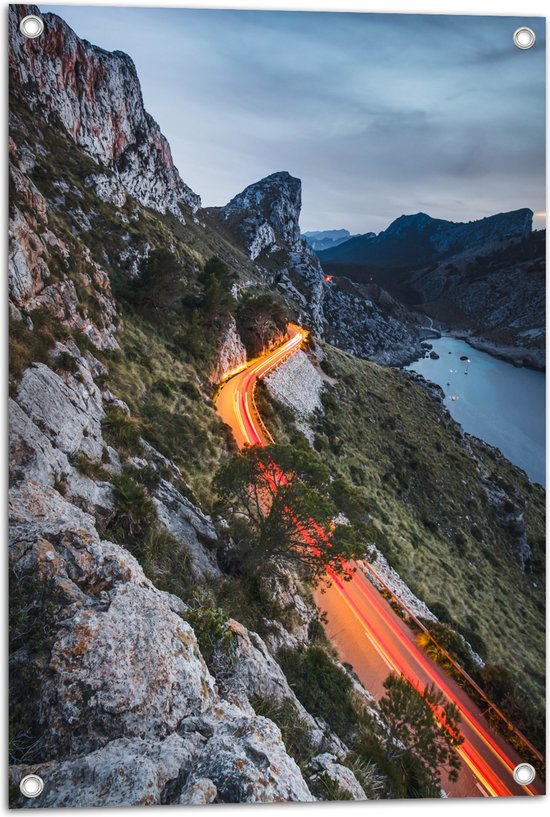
[42,5,545,233]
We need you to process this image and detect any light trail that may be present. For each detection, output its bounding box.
[214,325,544,798]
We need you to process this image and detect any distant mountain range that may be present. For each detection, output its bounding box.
[302,229,359,252]
[315,209,544,366]
[316,210,533,301]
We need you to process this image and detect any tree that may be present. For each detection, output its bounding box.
[200,256,235,326]
[379,673,463,796]
[133,248,185,312]
[214,443,369,582]
[236,293,289,356]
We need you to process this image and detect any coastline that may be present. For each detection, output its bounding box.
[449,331,545,372]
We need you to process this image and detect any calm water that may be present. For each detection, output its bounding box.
[406,336,546,486]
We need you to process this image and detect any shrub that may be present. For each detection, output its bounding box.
[9,568,61,764]
[137,523,193,599]
[108,471,155,544]
[309,772,353,801]
[102,406,142,452]
[251,697,316,767]
[278,647,358,739]
[69,451,110,481]
[183,590,231,664]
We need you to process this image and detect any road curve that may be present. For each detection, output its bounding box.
[216,323,305,448]
[214,326,544,798]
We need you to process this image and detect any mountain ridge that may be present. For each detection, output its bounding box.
[9,4,201,223]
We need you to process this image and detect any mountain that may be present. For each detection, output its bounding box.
[302,229,360,252]
[8,5,545,806]
[317,209,544,365]
[317,210,534,300]
[410,229,546,368]
[206,176,427,365]
[9,4,200,223]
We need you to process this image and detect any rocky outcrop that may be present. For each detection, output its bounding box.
[209,171,424,365]
[8,139,118,350]
[9,344,117,518]
[309,753,367,800]
[210,172,302,259]
[152,479,221,582]
[265,350,324,443]
[9,4,200,222]
[9,479,315,806]
[209,316,247,383]
[215,620,347,758]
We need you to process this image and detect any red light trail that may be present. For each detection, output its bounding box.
[215,325,544,798]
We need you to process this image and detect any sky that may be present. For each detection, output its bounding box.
[43,5,546,233]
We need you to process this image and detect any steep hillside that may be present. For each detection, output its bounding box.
[410,229,546,367]
[8,3,545,805]
[262,343,545,720]
[317,208,544,365]
[9,4,394,805]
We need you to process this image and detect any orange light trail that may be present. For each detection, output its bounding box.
[214,325,543,798]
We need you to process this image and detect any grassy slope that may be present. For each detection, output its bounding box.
[264,343,545,713]
[11,90,545,716]
[9,94,266,507]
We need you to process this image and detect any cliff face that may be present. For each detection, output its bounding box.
[212,171,302,259]
[207,172,425,366]
[9,4,200,222]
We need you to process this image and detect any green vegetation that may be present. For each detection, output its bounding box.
[251,696,317,768]
[69,451,110,482]
[107,470,156,543]
[276,645,462,798]
[278,646,358,739]
[236,293,289,357]
[214,443,372,583]
[284,343,546,719]
[8,308,68,391]
[379,674,462,795]
[97,316,233,508]
[9,567,61,764]
[183,589,232,665]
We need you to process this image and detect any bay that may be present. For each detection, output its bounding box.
[406,336,546,486]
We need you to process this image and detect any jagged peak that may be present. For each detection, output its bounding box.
[213,171,303,258]
[223,171,302,212]
[9,3,201,221]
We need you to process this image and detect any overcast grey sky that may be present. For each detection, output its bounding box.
[43,5,545,233]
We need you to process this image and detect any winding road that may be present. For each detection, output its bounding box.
[215,325,544,799]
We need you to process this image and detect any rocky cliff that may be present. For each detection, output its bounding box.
[8,5,383,805]
[9,4,200,223]
[207,173,426,366]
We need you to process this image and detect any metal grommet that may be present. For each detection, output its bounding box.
[513,27,536,50]
[513,763,536,786]
[20,14,44,39]
[19,774,44,798]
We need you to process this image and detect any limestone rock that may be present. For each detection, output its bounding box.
[212,171,302,258]
[10,734,202,808]
[309,753,368,800]
[153,479,221,581]
[9,4,200,222]
[16,362,105,461]
[265,349,324,443]
[9,399,113,519]
[210,316,247,383]
[185,712,315,803]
